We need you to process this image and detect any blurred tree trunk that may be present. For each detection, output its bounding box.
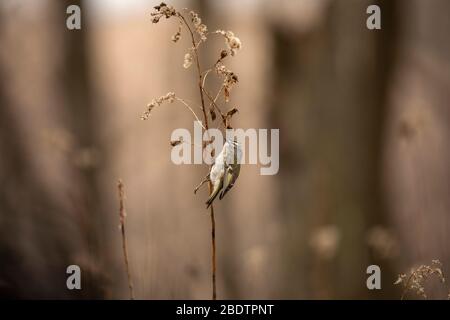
[268,0,398,298]
[383,0,450,299]
[0,1,110,298]
[0,5,76,299]
[57,0,110,298]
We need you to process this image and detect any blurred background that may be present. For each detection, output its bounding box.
[1,0,449,299]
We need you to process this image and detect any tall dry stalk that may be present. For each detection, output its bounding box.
[117,179,135,300]
[142,3,242,299]
[179,11,217,300]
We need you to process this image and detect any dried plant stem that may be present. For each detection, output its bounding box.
[203,86,227,126]
[400,273,413,300]
[202,69,212,87]
[194,173,210,194]
[175,97,205,129]
[201,69,227,122]
[117,179,135,300]
[179,13,217,300]
[210,205,217,300]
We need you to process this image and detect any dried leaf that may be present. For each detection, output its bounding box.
[209,108,216,121]
[170,137,183,147]
[220,50,228,59]
[226,107,238,117]
[224,87,230,102]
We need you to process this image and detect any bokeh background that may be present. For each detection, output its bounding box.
[1,0,450,299]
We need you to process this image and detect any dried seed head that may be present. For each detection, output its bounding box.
[141,92,176,120]
[215,30,242,56]
[141,102,155,120]
[395,259,448,299]
[215,63,239,102]
[190,11,208,42]
[190,11,201,26]
[224,73,238,102]
[228,36,242,54]
[394,274,407,285]
[150,2,176,24]
[183,52,193,69]
[165,92,176,102]
[216,65,226,75]
[171,23,182,43]
[197,24,208,41]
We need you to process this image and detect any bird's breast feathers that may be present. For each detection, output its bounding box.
[210,142,242,183]
[210,152,225,183]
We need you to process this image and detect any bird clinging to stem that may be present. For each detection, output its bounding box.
[206,139,242,208]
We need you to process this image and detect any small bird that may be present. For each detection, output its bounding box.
[206,139,242,208]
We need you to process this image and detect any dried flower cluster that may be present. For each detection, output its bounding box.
[141,92,175,120]
[190,11,208,42]
[395,259,450,299]
[183,52,193,69]
[216,63,239,102]
[143,2,242,130]
[214,30,242,56]
[150,2,176,23]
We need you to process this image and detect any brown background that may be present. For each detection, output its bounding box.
[0,0,449,299]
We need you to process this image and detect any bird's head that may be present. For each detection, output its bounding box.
[225,137,240,147]
[224,137,242,164]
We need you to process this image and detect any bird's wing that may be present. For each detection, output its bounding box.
[219,163,240,200]
[206,157,225,208]
[206,173,223,208]
[219,143,241,200]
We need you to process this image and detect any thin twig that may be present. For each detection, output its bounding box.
[202,69,212,88]
[205,82,225,115]
[201,70,228,128]
[206,86,225,113]
[117,179,135,300]
[210,205,216,300]
[175,97,205,129]
[400,273,413,300]
[194,173,210,194]
[202,87,227,127]
[177,14,210,128]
